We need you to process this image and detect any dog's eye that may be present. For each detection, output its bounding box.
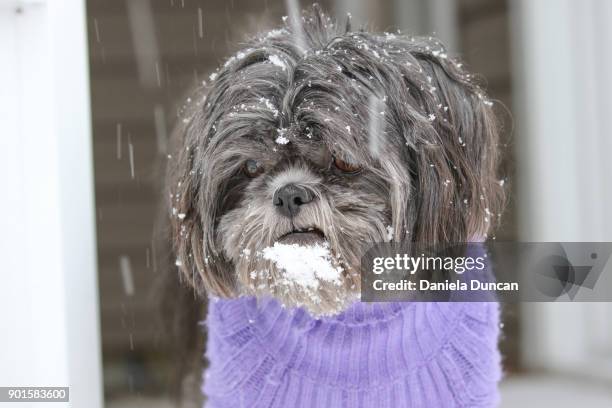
[243,159,265,178]
[333,156,362,173]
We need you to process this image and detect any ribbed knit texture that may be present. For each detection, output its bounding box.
[202,297,501,407]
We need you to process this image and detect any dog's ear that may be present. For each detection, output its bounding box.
[166,92,236,298]
[407,52,505,244]
[366,37,505,245]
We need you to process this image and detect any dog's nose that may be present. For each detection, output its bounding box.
[273,184,313,217]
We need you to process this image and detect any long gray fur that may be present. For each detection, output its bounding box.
[166,5,505,314]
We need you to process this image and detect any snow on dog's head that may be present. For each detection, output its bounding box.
[166,5,505,315]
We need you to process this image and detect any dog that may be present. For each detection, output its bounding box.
[164,5,506,406]
[166,6,504,317]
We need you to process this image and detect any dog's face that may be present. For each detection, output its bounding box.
[168,9,504,315]
[214,91,395,313]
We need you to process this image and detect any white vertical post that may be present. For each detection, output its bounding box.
[510,0,612,378]
[0,0,103,407]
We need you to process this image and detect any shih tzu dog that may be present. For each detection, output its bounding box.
[165,5,506,405]
[166,6,504,317]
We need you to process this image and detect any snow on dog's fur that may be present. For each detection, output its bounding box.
[166,5,505,315]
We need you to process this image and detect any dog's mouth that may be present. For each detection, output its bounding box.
[277,227,326,245]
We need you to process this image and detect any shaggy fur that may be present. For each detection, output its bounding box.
[166,5,505,315]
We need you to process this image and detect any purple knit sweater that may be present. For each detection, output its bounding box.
[202,297,501,407]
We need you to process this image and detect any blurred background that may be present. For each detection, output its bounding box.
[1,0,611,407]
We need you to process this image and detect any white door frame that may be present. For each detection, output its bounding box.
[0,0,103,406]
[510,0,612,380]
